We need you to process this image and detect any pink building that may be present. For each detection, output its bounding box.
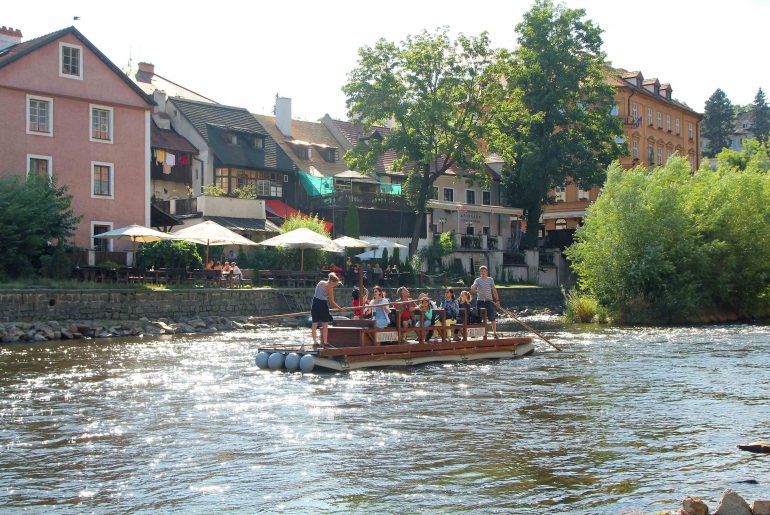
[0,25,153,252]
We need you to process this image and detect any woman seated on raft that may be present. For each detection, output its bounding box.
[368,287,391,329]
[311,272,343,347]
[416,293,438,340]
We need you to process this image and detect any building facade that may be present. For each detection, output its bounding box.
[540,68,702,239]
[0,26,153,251]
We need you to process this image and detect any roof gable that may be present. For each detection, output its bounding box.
[0,26,153,106]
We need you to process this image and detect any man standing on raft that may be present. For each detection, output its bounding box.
[312,272,343,347]
[470,265,502,338]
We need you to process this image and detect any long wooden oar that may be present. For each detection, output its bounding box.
[498,305,562,352]
[248,299,415,323]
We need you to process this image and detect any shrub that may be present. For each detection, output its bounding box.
[137,240,202,270]
[0,174,81,278]
[39,245,75,279]
[564,290,602,323]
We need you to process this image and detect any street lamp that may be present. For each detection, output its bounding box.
[438,217,447,232]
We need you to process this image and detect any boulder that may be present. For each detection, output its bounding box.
[681,496,709,515]
[713,489,752,515]
[176,324,196,334]
[152,321,174,332]
[188,319,207,329]
[71,332,84,339]
[96,331,112,338]
[60,330,74,340]
[752,500,770,515]
[1,335,20,343]
[32,333,48,342]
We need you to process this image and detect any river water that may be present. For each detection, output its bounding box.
[1,320,768,513]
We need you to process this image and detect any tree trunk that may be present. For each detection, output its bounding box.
[523,202,541,249]
[408,174,431,257]
[409,211,425,257]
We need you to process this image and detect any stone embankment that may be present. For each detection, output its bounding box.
[0,287,564,343]
[678,489,769,515]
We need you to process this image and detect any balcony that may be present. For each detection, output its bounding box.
[308,191,410,211]
[175,197,198,216]
[456,234,500,251]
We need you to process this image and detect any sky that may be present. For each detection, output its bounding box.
[4,0,768,120]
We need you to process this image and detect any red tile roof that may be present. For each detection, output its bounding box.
[151,120,198,154]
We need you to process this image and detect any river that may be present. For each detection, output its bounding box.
[1,320,768,513]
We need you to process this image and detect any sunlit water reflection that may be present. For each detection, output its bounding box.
[1,321,768,513]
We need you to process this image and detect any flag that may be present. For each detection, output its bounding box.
[634,116,642,128]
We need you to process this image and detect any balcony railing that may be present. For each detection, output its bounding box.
[152,200,171,213]
[460,235,482,250]
[176,197,198,216]
[308,191,410,211]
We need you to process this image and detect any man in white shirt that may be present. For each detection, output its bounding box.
[470,265,502,337]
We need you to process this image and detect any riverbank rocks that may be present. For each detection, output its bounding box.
[682,496,709,515]
[714,489,752,515]
[752,501,770,515]
[737,442,770,454]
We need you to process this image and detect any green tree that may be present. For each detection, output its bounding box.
[343,28,496,256]
[344,204,360,238]
[702,88,734,157]
[278,213,332,271]
[716,138,770,172]
[0,174,81,278]
[751,87,770,143]
[137,240,203,270]
[485,0,624,248]
[566,157,770,323]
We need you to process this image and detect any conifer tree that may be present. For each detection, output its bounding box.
[702,88,734,157]
[751,88,770,143]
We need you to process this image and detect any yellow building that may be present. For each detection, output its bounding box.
[540,68,702,239]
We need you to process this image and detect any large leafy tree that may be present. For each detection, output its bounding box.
[0,174,81,278]
[751,87,770,143]
[702,88,734,157]
[343,28,495,255]
[485,0,624,248]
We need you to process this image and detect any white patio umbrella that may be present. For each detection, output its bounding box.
[172,220,258,264]
[332,235,371,249]
[365,238,408,250]
[355,248,387,261]
[96,224,178,265]
[258,227,341,271]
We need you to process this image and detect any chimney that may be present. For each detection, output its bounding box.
[275,96,292,137]
[138,62,155,75]
[0,26,23,51]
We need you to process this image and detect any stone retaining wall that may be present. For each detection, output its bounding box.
[0,287,563,323]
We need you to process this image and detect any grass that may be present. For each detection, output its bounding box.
[563,289,609,323]
[0,278,260,291]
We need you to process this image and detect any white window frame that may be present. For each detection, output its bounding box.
[657,112,662,129]
[554,186,566,202]
[442,187,454,202]
[577,188,590,201]
[59,42,83,80]
[26,154,53,179]
[91,161,114,199]
[632,139,639,159]
[666,114,671,131]
[555,218,567,230]
[688,123,693,140]
[91,221,114,251]
[632,102,638,120]
[657,147,663,165]
[482,190,491,206]
[26,94,54,136]
[675,119,681,135]
[89,104,114,144]
[466,189,476,205]
[647,107,653,126]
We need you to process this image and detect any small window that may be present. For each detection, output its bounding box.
[688,123,693,140]
[283,174,289,183]
[657,112,662,129]
[610,105,619,116]
[26,95,53,136]
[27,154,52,179]
[325,148,339,163]
[466,190,476,205]
[443,188,454,202]
[91,161,114,198]
[60,42,83,79]
[666,114,671,132]
[632,102,638,120]
[675,119,681,135]
[648,144,655,164]
[92,222,113,252]
[227,133,238,145]
[254,136,264,149]
[295,145,311,160]
[90,105,113,143]
[482,226,490,235]
[554,186,566,202]
[647,107,653,126]
[657,147,663,165]
[632,139,639,159]
[482,190,491,206]
[555,218,567,230]
[577,188,590,201]
[431,186,439,200]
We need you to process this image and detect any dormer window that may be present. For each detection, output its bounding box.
[227,133,238,145]
[324,147,339,163]
[254,136,264,150]
[59,42,82,80]
[294,145,312,160]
